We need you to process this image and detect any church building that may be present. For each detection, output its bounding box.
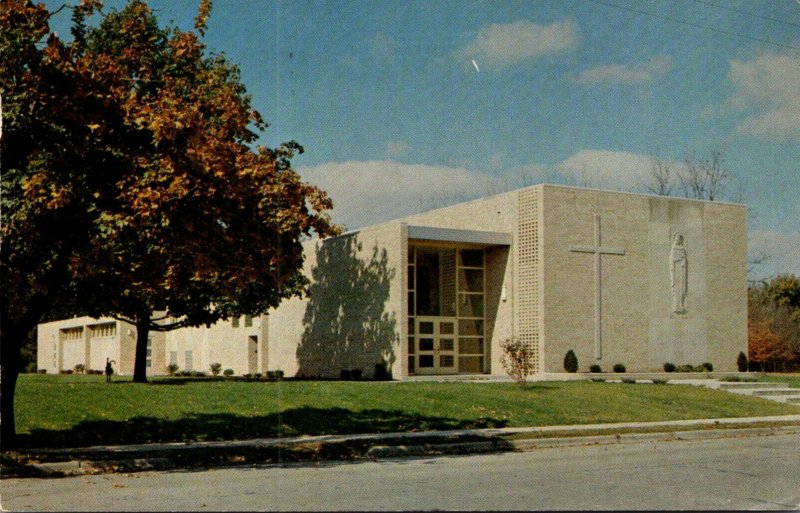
[38,185,748,378]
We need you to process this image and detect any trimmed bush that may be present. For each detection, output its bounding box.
[167,363,179,376]
[374,362,392,381]
[563,350,578,373]
[351,369,362,381]
[500,338,535,386]
[621,377,636,384]
[74,363,86,374]
[651,378,668,384]
[267,370,284,380]
[59,369,74,375]
[25,362,37,373]
[340,369,352,380]
[737,351,748,372]
[613,363,626,373]
[589,364,602,373]
[223,368,234,377]
[663,362,676,372]
[37,369,47,374]
[210,363,222,376]
[701,362,714,372]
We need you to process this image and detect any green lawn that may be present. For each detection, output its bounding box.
[757,373,800,388]
[13,374,799,448]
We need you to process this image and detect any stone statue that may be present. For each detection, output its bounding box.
[670,234,688,313]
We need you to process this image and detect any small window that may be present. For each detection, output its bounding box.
[419,338,434,351]
[419,321,434,334]
[184,351,193,371]
[170,351,177,366]
[232,317,240,328]
[244,315,253,327]
[419,355,434,368]
[440,355,454,367]
[459,249,483,268]
[440,339,454,351]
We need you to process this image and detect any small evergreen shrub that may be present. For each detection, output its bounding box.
[351,369,362,381]
[621,377,636,384]
[59,369,74,375]
[74,363,86,374]
[701,362,713,372]
[38,369,47,374]
[737,351,748,372]
[25,362,37,373]
[651,378,668,384]
[563,350,578,373]
[88,369,103,375]
[267,370,284,380]
[340,369,352,380]
[210,363,222,376]
[613,363,626,373]
[167,363,179,376]
[589,364,602,373]
[242,373,253,379]
[374,362,392,381]
[676,364,695,372]
[223,368,234,377]
[663,362,676,372]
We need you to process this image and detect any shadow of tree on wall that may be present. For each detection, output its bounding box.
[16,407,508,448]
[296,235,397,378]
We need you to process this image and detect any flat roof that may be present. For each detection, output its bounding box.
[407,225,512,246]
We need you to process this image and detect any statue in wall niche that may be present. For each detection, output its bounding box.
[670,234,688,313]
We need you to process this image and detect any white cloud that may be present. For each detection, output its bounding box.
[748,230,800,279]
[385,140,410,158]
[726,53,800,139]
[299,161,495,229]
[458,19,579,67]
[556,149,675,191]
[574,55,673,85]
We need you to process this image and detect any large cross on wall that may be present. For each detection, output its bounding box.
[569,214,626,360]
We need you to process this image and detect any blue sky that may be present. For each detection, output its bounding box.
[46,0,799,278]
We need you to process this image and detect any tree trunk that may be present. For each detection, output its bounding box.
[1,326,23,450]
[132,317,150,383]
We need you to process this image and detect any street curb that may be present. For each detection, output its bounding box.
[5,417,800,478]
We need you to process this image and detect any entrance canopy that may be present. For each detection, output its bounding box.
[407,225,512,246]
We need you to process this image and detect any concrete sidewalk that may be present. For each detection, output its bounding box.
[5,414,800,478]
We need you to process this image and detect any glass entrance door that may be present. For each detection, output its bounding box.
[415,317,457,375]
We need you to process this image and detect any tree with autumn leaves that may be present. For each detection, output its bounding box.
[1,0,338,447]
[748,275,800,371]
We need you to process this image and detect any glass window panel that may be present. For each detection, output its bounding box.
[408,245,415,261]
[407,266,415,290]
[408,318,415,335]
[440,339,454,351]
[440,322,454,335]
[419,338,434,351]
[408,337,415,354]
[419,321,434,334]
[459,293,484,318]
[458,269,483,292]
[440,355,454,368]
[232,317,239,328]
[244,315,253,327]
[459,249,483,268]
[416,250,440,316]
[408,292,415,316]
[459,338,484,354]
[459,356,484,373]
[408,355,415,373]
[419,355,434,368]
[459,319,484,336]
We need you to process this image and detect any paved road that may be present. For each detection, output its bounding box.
[3,432,800,511]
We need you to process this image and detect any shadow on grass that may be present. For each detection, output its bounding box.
[17,407,508,449]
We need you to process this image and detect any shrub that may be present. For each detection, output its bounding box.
[340,369,352,380]
[613,363,626,373]
[676,364,695,373]
[701,362,713,372]
[59,369,74,375]
[190,371,206,377]
[663,362,676,372]
[25,362,37,373]
[242,373,253,379]
[223,368,234,377]
[351,369,362,381]
[500,338,535,386]
[621,377,636,384]
[737,351,748,372]
[267,370,284,380]
[590,377,605,382]
[651,378,668,384]
[37,369,47,374]
[589,364,602,373]
[88,369,103,375]
[210,363,222,376]
[74,363,86,374]
[374,362,392,381]
[563,350,578,373]
[167,363,179,376]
